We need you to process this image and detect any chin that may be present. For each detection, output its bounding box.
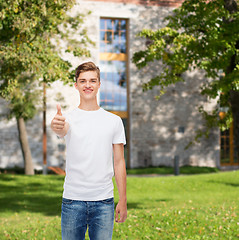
[82,94,97,100]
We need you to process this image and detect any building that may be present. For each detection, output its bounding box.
[0,0,238,171]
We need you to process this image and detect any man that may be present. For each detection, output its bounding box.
[51,61,127,240]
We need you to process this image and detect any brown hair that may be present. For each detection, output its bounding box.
[75,62,100,82]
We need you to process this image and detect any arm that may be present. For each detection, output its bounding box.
[113,143,127,223]
[51,104,69,138]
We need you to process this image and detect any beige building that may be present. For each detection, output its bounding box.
[0,0,238,171]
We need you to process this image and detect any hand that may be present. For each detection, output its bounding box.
[115,199,127,223]
[51,104,68,137]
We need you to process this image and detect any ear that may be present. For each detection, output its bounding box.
[74,82,78,89]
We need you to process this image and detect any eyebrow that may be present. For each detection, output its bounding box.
[78,78,98,80]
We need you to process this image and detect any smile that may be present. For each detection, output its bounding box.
[84,89,93,93]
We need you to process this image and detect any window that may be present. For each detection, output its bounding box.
[220,128,231,164]
[220,119,239,166]
[99,18,127,113]
[99,18,129,166]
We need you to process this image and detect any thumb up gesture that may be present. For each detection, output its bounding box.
[56,104,62,116]
[51,104,69,137]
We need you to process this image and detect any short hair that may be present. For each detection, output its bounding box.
[75,62,100,82]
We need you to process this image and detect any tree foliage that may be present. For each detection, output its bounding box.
[0,0,93,174]
[133,0,239,148]
[0,0,93,119]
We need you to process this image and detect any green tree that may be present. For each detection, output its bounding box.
[133,0,239,156]
[0,0,93,174]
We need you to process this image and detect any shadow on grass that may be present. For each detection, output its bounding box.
[119,202,140,209]
[208,180,239,188]
[0,175,63,216]
[0,174,172,216]
[154,199,169,202]
[115,198,171,210]
[0,175,18,182]
[126,166,219,175]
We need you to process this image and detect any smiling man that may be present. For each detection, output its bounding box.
[51,61,127,240]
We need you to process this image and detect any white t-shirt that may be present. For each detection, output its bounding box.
[63,107,126,201]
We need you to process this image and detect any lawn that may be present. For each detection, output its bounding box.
[126,166,219,175]
[0,171,238,240]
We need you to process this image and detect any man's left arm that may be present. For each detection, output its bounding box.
[113,143,127,223]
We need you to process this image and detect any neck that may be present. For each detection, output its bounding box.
[78,98,100,111]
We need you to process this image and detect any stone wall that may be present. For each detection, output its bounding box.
[0,0,220,170]
[130,68,220,168]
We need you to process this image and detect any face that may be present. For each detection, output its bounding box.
[74,71,101,100]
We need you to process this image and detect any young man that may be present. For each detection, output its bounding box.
[51,62,127,240]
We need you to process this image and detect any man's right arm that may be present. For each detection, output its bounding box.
[51,104,69,138]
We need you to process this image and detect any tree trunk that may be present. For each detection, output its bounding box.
[16,117,34,175]
[223,0,239,163]
[228,40,239,162]
[224,0,238,14]
[230,91,239,161]
[229,40,239,163]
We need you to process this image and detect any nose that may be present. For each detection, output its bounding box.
[86,81,91,88]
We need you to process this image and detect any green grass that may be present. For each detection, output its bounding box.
[1,166,219,176]
[126,166,219,175]
[0,171,238,239]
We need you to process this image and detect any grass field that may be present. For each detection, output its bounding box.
[0,171,238,239]
[126,166,219,175]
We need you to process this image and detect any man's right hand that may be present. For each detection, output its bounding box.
[51,104,69,137]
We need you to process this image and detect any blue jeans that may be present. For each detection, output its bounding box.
[61,197,114,240]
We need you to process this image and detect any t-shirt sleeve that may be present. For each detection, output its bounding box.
[113,117,126,145]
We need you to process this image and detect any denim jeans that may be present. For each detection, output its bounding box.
[61,197,114,240]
